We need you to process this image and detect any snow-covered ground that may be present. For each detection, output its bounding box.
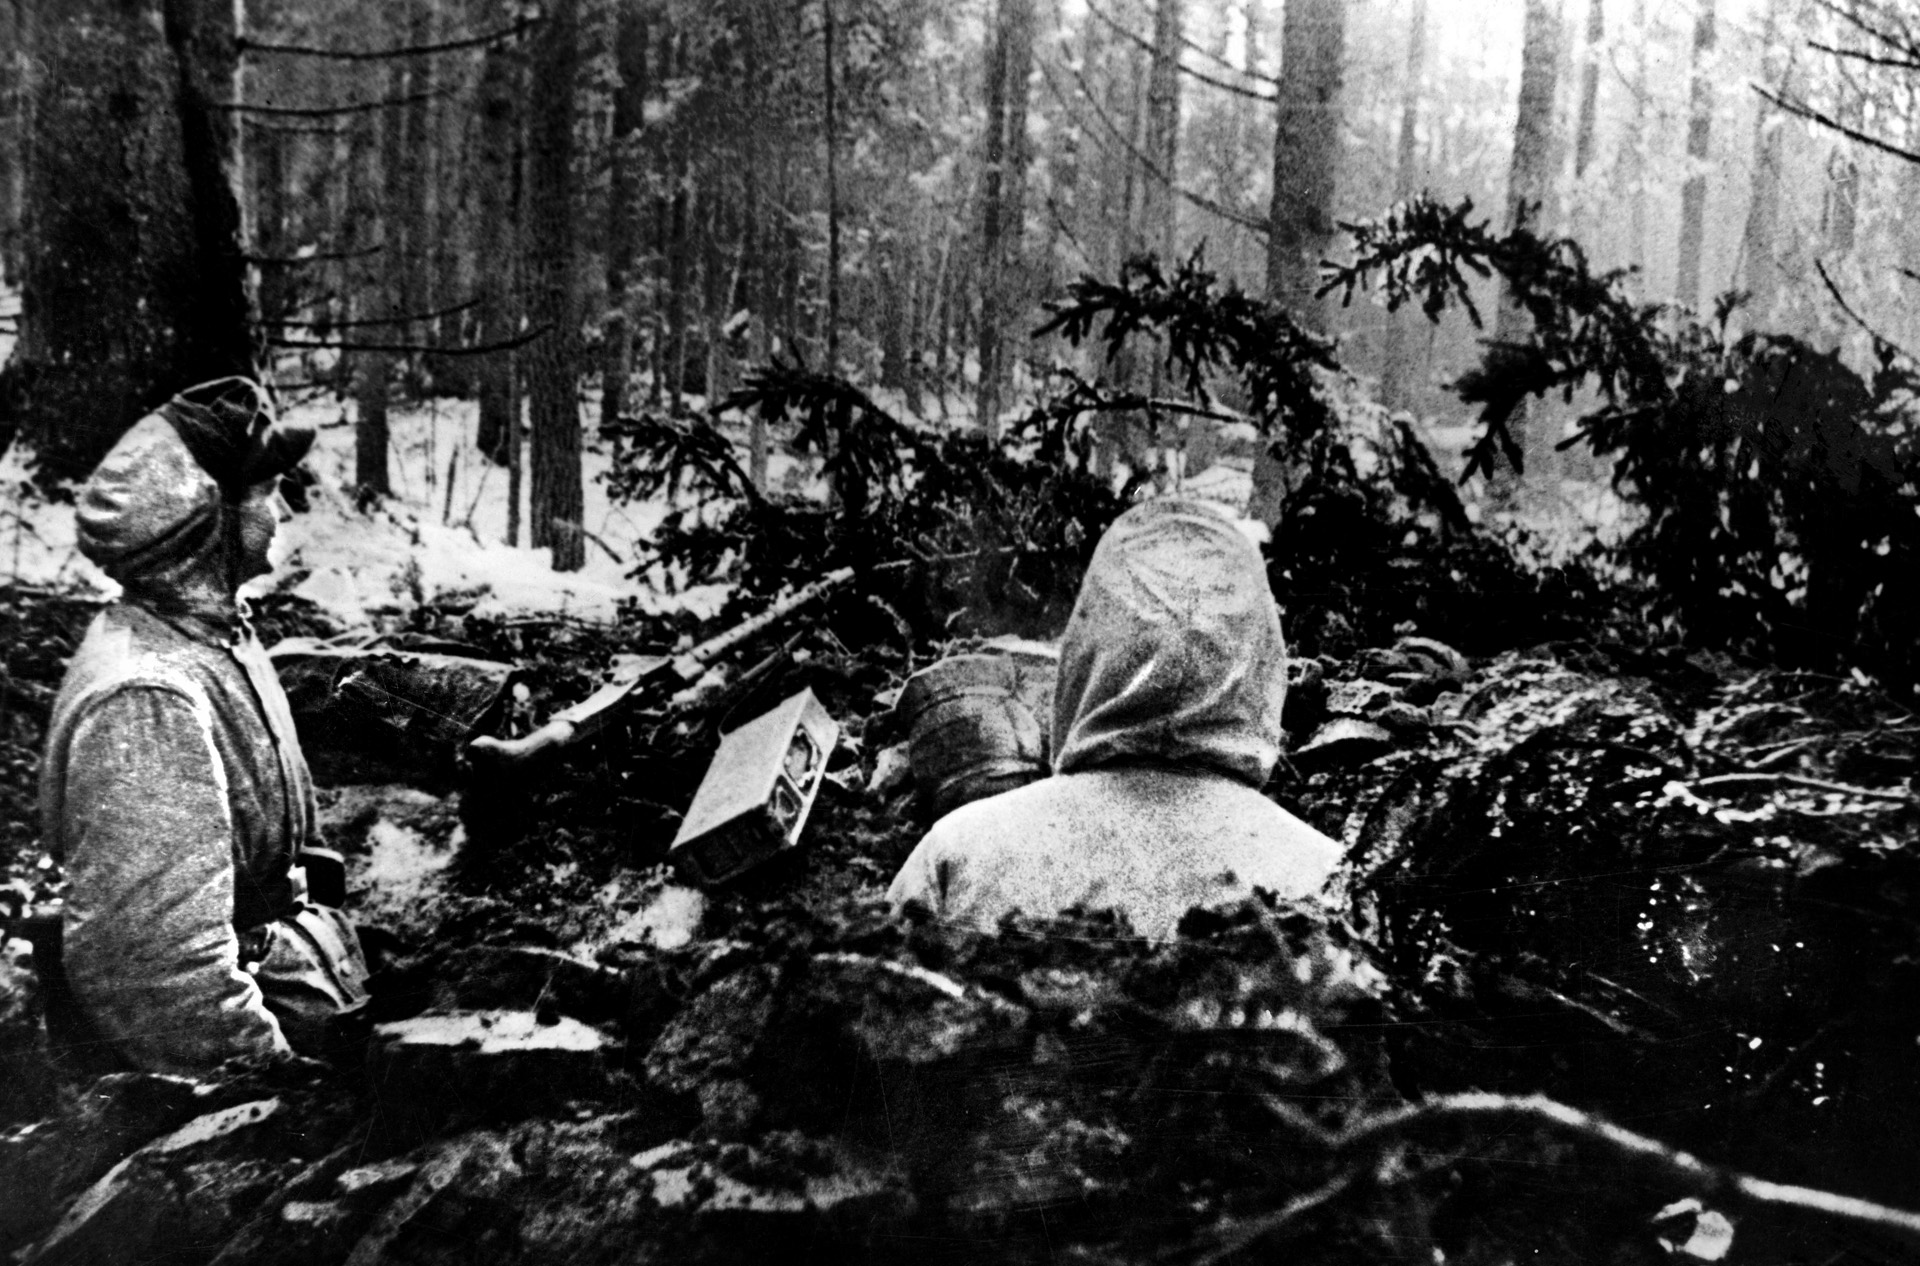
[0,394,737,628]
[0,376,1630,631]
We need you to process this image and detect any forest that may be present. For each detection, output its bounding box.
[1,0,1919,1262]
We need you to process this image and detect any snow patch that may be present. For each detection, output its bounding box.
[602,884,707,952]
[361,818,454,909]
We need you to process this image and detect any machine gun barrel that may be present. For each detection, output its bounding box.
[466,567,855,768]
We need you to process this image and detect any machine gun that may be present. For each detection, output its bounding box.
[465,566,855,769]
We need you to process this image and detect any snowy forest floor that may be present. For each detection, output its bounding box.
[0,395,1914,1266]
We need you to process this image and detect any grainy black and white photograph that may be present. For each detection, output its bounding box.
[0,0,1917,1260]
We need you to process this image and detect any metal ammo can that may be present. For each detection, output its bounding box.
[894,640,1058,821]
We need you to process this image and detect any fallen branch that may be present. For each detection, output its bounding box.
[1316,1094,1920,1241]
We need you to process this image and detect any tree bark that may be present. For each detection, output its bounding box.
[1572,0,1603,178]
[1675,0,1716,309]
[0,3,22,287]
[1741,0,1789,320]
[976,0,1035,442]
[600,3,648,432]
[2,0,253,481]
[1489,0,1563,500]
[475,15,519,466]
[1379,0,1429,414]
[1251,0,1345,524]
[1265,0,1344,319]
[353,85,399,498]
[741,7,769,489]
[822,0,842,374]
[398,0,434,370]
[525,0,585,572]
[1141,0,1181,269]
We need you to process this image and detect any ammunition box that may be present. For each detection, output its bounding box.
[669,688,840,884]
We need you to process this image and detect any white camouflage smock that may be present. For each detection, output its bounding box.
[888,498,1342,940]
[40,414,366,1073]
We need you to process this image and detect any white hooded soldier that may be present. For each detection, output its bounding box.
[40,377,371,1074]
[888,497,1342,941]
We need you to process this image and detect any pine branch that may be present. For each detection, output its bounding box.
[1082,0,1275,103]
[237,16,538,62]
[216,88,452,118]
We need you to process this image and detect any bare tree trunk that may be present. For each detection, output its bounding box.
[353,88,399,498]
[2,0,253,480]
[976,0,1035,442]
[665,167,691,415]
[353,45,415,499]
[1380,0,1429,414]
[1741,0,1790,321]
[475,18,519,466]
[647,25,671,409]
[1141,0,1181,268]
[702,196,730,407]
[741,6,769,489]
[1251,0,1345,524]
[525,0,585,572]
[398,0,434,384]
[822,0,842,374]
[1675,0,1717,309]
[1265,0,1344,319]
[601,3,648,432]
[0,3,22,287]
[1489,0,1563,501]
[1573,0,1603,178]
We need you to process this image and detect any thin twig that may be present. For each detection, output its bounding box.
[215,88,451,118]
[1187,1170,1360,1266]
[1813,258,1920,362]
[1082,0,1275,103]
[579,527,625,566]
[1741,1017,1847,1104]
[269,324,550,356]
[277,296,481,331]
[237,17,537,62]
[1805,39,1920,71]
[1689,771,1913,801]
[1811,0,1920,59]
[1040,56,1269,236]
[1754,85,1920,166]
[246,245,382,266]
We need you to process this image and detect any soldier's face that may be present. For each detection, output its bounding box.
[238,481,291,582]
